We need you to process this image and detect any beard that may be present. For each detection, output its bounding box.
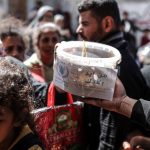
[77,33,88,41]
[78,28,104,42]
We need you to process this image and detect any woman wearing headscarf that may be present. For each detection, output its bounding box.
[24,22,61,82]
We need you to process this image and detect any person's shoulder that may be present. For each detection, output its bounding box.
[15,132,45,150]
[24,53,40,68]
[141,65,150,76]
[6,56,25,68]
[5,56,32,78]
[11,125,45,150]
[141,65,150,72]
[28,144,45,150]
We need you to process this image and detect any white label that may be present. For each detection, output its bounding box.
[53,56,117,100]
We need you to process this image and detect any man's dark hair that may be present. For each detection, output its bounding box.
[78,0,121,26]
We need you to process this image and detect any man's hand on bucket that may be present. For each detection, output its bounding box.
[78,78,137,118]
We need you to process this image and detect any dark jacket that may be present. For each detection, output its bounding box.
[84,31,150,150]
[131,99,150,131]
[10,125,45,150]
[141,65,150,88]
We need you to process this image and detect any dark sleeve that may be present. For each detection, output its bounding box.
[11,133,45,150]
[119,50,150,100]
[141,65,150,88]
[32,78,49,108]
[131,99,150,130]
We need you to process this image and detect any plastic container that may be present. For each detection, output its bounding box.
[53,41,121,100]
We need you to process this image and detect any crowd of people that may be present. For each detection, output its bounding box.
[0,0,150,149]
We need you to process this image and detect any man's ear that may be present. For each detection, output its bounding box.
[102,16,115,33]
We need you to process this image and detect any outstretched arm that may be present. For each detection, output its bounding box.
[80,78,137,118]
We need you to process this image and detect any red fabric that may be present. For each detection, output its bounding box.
[33,83,85,149]
[141,36,150,46]
[34,103,84,149]
[47,82,73,107]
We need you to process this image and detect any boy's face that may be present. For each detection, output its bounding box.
[76,10,106,42]
[2,36,25,62]
[37,31,60,66]
[0,106,16,148]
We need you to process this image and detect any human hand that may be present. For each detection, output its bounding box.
[79,78,127,112]
[79,78,137,117]
[130,135,150,150]
[122,135,150,150]
[122,130,144,150]
[122,141,143,150]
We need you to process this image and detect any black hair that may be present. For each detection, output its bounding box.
[0,57,35,134]
[78,0,121,26]
[0,17,26,50]
[1,31,19,41]
[0,31,25,51]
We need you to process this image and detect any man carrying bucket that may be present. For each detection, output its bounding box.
[76,0,150,149]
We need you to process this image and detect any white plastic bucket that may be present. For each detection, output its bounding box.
[53,41,121,100]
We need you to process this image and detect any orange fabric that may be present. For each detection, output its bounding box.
[47,82,73,107]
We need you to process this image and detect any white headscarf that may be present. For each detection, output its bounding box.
[28,5,54,29]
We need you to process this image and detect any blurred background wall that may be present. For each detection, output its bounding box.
[0,0,150,46]
[0,0,150,29]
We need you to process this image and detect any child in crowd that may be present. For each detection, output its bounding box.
[0,57,44,150]
[0,16,27,62]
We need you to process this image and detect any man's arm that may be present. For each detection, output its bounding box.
[79,78,150,129]
[117,96,137,118]
[79,79,137,117]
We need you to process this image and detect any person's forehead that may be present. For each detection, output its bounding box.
[40,30,59,37]
[44,11,53,16]
[79,10,98,22]
[79,10,98,24]
[3,36,23,45]
[80,10,93,18]
[3,36,22,42]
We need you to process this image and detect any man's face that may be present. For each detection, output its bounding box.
[76,10,105,42]
[2,36,25,61]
